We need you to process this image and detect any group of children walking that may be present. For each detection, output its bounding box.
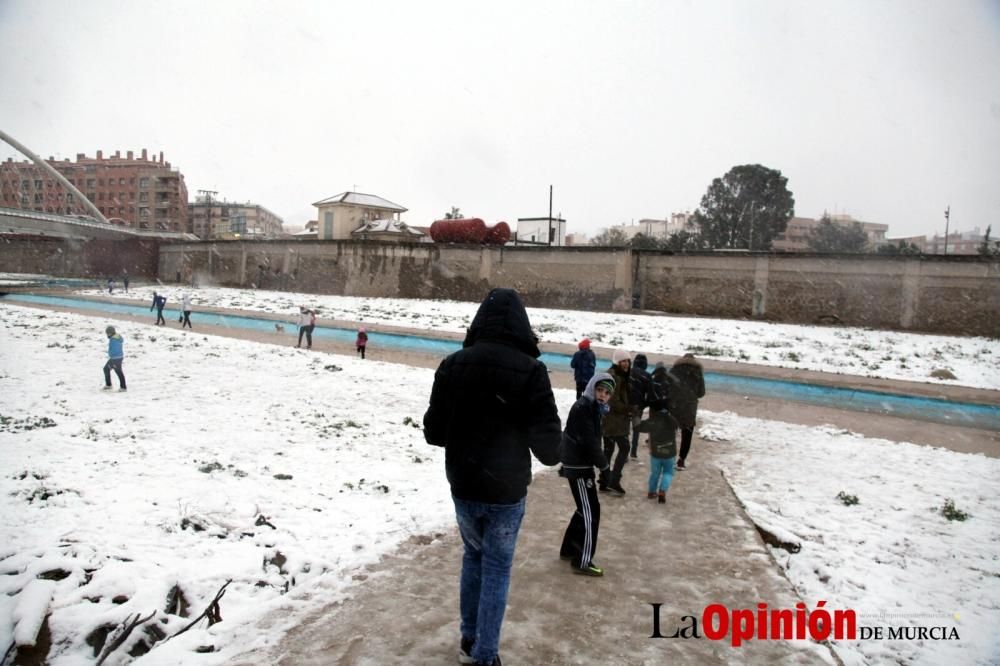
[563,342,705,576]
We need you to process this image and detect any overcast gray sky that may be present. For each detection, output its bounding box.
[2,0,998,238]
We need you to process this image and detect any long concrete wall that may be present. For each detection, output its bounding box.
[0,235,160,279]
[2,237,996,337]
[155,241,1000,337]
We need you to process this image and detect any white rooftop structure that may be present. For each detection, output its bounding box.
[312,192,407,212]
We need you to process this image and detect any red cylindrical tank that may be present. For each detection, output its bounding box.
[429,218,488,243]
[484,221,511,245]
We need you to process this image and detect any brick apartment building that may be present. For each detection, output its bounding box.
[189,192,284,240]
[0,149,188,232]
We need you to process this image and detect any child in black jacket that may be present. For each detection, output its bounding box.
[640,366,680,503]
[559,372,614,576]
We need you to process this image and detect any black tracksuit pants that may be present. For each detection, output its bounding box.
[560,475,601,568]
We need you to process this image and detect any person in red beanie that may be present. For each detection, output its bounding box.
[570,338,596,399]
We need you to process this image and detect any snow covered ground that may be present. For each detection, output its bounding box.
[69,281,1000,391]
[1,282,998,664]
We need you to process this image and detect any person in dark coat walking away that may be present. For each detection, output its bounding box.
[102,326,127,391]
[639,373,679,502]
[570,338,596,399]
[424,288,561,666]
[122,270,129,293]
[669,353,706,470]
[150,291,166,325]
[559,372,614,576]
[599,349,633,495]
[356,327,368,359]
[628,353,652,459]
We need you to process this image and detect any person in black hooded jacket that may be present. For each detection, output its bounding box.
[424,288,561,666]
[669,353,706,470]
[559,372,614,577]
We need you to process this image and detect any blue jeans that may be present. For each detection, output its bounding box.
[648,456,675,494]
[453,496,526,664]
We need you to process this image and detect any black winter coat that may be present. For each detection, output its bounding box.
[423,289,561,503]
[629,357,652,411]
[559,373,611,479]
[668,356,705,429]
[639,410,679,459]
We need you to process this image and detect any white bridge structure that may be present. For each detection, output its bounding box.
[0,206,196,240]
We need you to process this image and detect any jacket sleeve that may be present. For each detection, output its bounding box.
[422,360,450,447]
[525,363,562,466]
[585,420,609,470]
[696,370,706,399]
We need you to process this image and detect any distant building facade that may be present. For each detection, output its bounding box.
[188,192,284,240]
[0,149,188,232]
[889,228,989,255]
[516,216,566,245]
[600,212,695,243]
[312,191,407,240]
[772,214,888,252]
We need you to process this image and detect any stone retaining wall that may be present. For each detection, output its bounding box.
[2,236,997,337]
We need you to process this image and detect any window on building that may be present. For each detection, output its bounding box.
[98,179,104,187]
[21,180,30,190]
[139,177,149,188]
[119,178,125,185]
[139,192,148,202]
[66,193,74,203]
[87,193,95,202]
[324,211,334,237]
[34,180,43,189]
[86,178,95,188]
[33,193,43,203]
[139,207,149,217]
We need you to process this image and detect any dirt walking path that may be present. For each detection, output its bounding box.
[231,449,833,665]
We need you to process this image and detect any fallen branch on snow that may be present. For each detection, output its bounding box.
[95,610,156,666]
[165,579,232,641]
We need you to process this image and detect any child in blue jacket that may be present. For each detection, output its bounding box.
[102,326,127,391]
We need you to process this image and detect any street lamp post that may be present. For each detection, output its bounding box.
[943,206,950,255]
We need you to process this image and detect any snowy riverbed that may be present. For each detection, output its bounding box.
[1,285,998,665]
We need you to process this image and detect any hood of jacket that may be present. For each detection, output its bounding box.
[673,354,703,369]
[582,371,615,402]
[462,288,540,358]
[633,353,648,371]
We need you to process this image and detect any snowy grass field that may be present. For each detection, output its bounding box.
[71,281,1000,391]
[1,283,998,664]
